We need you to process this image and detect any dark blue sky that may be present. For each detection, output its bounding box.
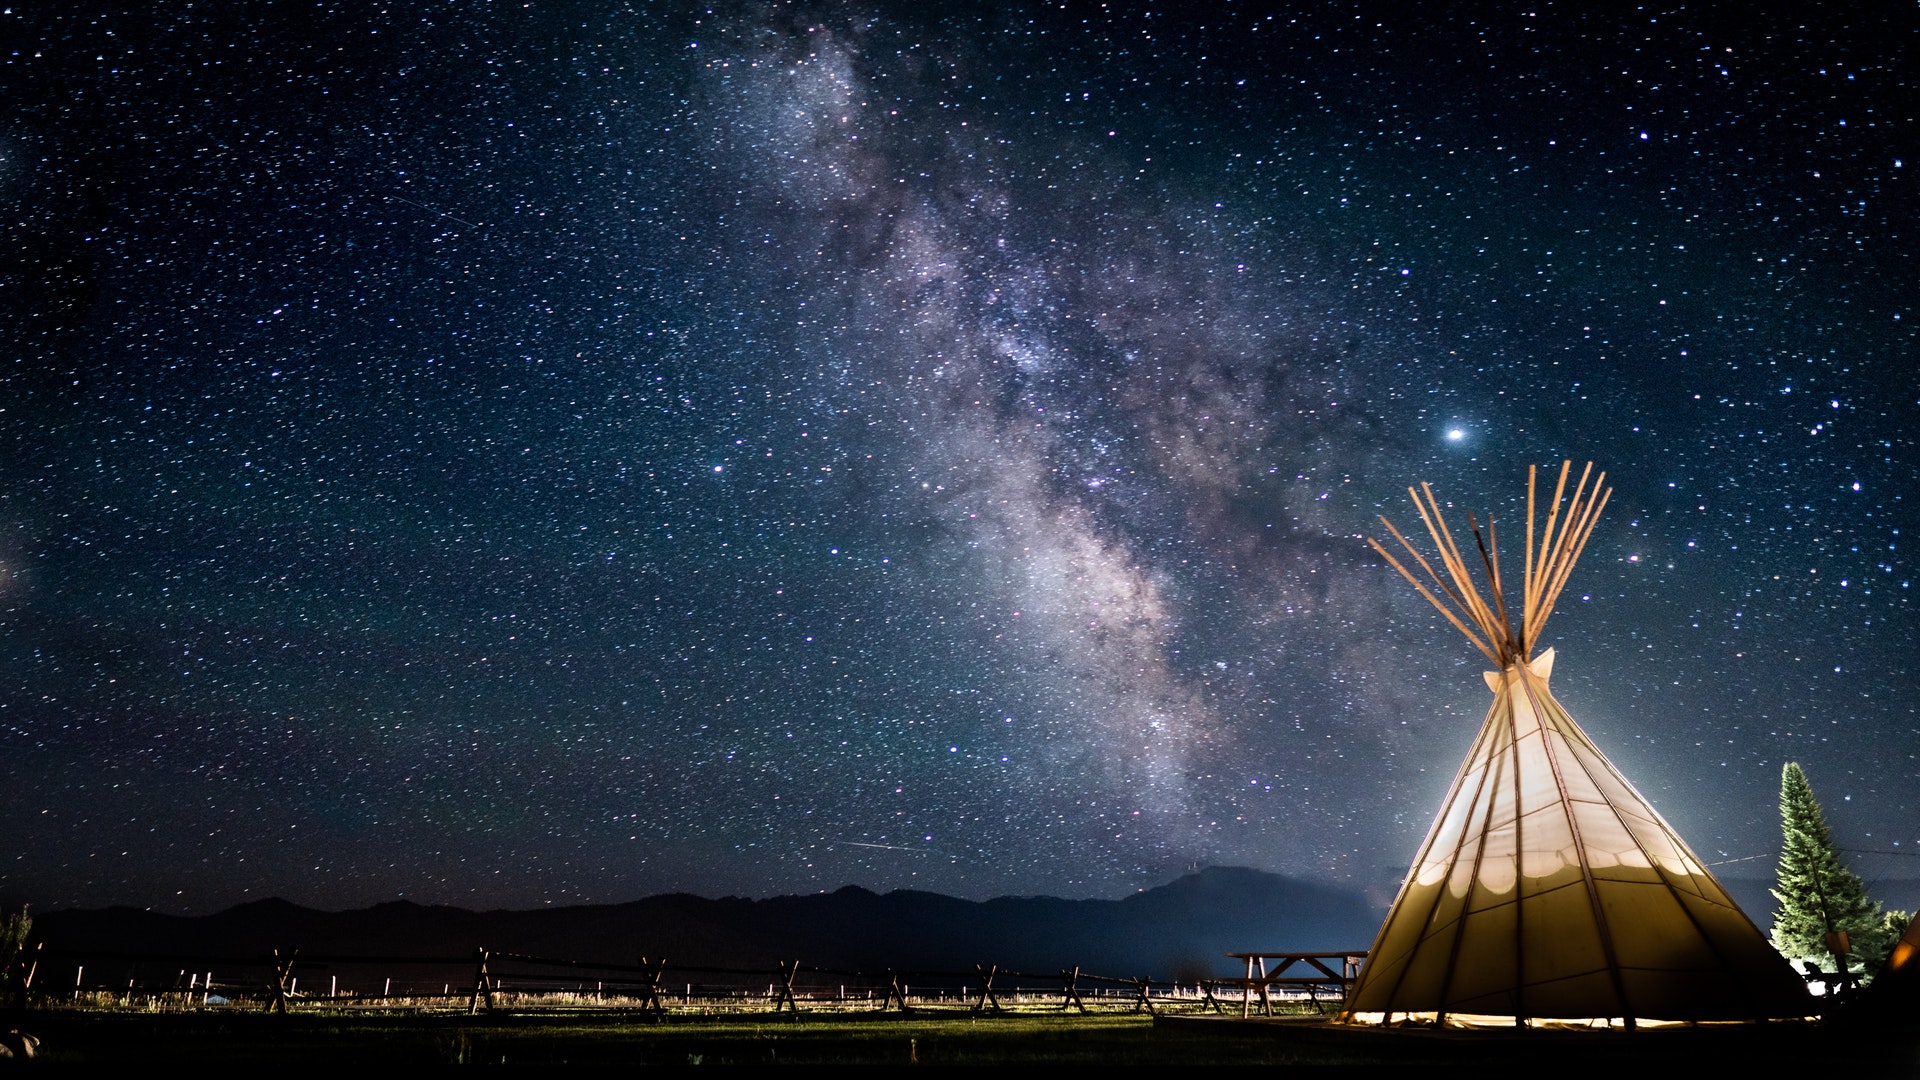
[2,2,1913,913]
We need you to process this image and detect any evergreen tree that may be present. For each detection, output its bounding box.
[0,906,27,1000]
[1770,762,1885,975]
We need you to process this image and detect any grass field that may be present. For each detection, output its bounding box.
[11,1007,1919,1068]
[11,1009,1395,1066]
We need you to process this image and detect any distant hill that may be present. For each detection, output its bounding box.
[34,867,1382,980]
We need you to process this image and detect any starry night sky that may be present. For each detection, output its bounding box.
[3,3,1914,915]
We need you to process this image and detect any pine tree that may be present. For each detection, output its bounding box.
[1770,762,1885,975]
[0,906,27,999]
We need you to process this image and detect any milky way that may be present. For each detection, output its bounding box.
[2,4,1913,913]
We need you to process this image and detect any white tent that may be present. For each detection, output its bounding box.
[1341,463,1810,1028]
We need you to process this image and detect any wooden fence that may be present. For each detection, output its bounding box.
[4,941,1365,1018]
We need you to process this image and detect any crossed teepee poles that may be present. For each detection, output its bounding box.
[1367,460,1609,668]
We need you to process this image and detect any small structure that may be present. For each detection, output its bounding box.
[1341,462,1810,1028]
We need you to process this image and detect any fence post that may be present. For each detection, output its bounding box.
[468,948,495,1014]
[1199,979,1224,1014]
[772,960,802,1013]
[972,963,1002,1013]
[266,949,298,1014]
[878,969,913,1013]
[637,958,667,1018]
[1059,966,1086,1013]
[1131,975,1157,1015]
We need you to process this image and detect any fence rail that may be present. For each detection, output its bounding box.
[5,941,1364,1018]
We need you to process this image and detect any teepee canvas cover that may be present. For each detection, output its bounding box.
[1343,463,1809,1027]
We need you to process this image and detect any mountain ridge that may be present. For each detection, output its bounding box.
[32,866,1382,979]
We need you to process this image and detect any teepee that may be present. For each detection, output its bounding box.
[1341,462,1810,1028]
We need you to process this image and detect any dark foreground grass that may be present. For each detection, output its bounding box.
[14,1010,1382,1067]
[13,1009,1918,1068]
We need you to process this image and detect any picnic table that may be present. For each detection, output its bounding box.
[1221,951,1367,1017]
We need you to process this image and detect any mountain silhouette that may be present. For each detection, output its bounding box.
[34,867,1381,982]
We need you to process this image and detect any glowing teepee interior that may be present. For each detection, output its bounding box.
[1341,462,1810,1028]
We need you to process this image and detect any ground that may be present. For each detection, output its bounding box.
[8,1008,1917,1068]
